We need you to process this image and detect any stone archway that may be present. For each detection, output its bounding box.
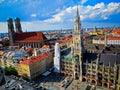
[82,77,86,82]
[109,83,113,89]
[110,80,114,83]
[66,73,68,76]
[91,80,96,85]
[75,73,79,79]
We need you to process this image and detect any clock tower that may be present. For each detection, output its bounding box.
[72,6,83,81]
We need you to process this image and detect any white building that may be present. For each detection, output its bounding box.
[92,36,120,45]
[54,43,60,73]
[107,40,120,45]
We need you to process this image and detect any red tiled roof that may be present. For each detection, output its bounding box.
[0,51,4,56]
[15,32,47,42]
[26,48,34,52]
[107,35,120,40]
[56,37,73,43]
[20,52,52,65]
[104,28,112,33]
[59,43,64,47]
[113,28,120,35]
[41,45,50,49]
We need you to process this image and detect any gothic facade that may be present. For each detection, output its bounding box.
[60,6,120,90]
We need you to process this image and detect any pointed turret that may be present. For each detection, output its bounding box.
[75,5,80,22]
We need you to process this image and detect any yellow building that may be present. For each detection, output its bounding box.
[89,27,104,35]
[18,52,53,81]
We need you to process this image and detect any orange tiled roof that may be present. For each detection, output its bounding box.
[42,45,50,49]
[15,32,47,42]
[0,51,4,56]
[20,52,52,65]
[59,43,63,47]
[98,35,104,39]
[56,37,73,43]
[113,28,120,35]
[65,37,73,42]
[107,35,120,40]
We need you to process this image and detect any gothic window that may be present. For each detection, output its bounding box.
[75,54,79,62]
[77,43,79,47]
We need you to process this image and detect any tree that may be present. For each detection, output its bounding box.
[87,39,93,44]
[4,66,18,76]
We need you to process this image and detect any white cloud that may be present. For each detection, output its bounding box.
[0,2,120,33]
[1,20,120,33]
[93,2,105,9]
[44,2,120,23]
[44,6,76,23]
[31,14,37,17]
[0,22,8,33]
[0,21,72,33]
[101,2,120,19]
[80,0,88,4]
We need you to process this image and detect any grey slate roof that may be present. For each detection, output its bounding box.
[99,53,120,66]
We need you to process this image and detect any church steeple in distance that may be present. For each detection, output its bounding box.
[14,17,22,33]
[7,18,15,46]
[72,5,83,81]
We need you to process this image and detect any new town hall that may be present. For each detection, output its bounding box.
[60,7,120,90]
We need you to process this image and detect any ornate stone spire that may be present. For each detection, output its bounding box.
[72,5,83,81]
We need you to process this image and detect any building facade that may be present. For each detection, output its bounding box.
[18,52,53,81]
[7,18,48,48]
[61,56,73,76]
[60,6,120,90]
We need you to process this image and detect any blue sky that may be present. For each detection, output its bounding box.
[0,0,120,33]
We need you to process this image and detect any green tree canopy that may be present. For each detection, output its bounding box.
[4,66,18,76]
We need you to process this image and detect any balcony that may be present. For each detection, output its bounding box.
[110,76,114,79]
[104,73,109,77]
[87,74,91,77]
[88,70,91,73]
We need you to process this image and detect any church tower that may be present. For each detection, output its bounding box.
[14,17,22,33]
[72,6,83,81]
[7,18,15,46]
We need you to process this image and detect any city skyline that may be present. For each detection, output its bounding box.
[0,0,120,33]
